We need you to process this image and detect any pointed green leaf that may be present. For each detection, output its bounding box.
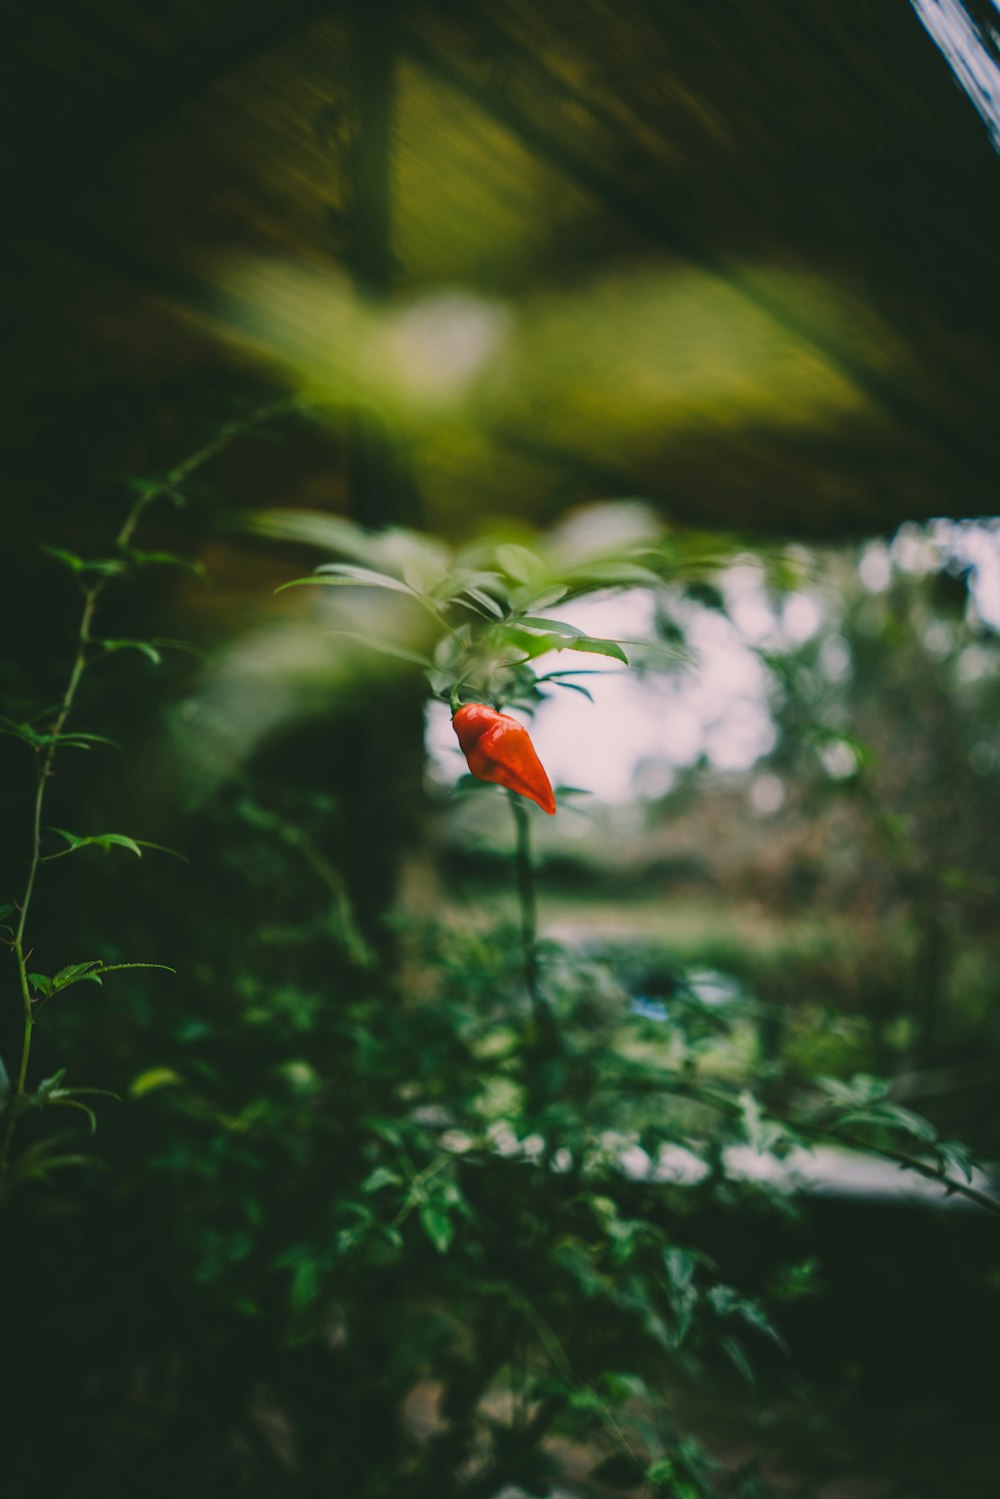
[121,550,204,576]
[721,1335,756,1387]
[568,638,629,664]
[36,1069,67,1098]
[50,1098,99,1133]
[45,830,144,860]
[459,586,504,619]
[419,1207,455,1254]
[129,1067,182,1098]
[518,616,585,637]
[553,680,595,703]
[361,1167,404,1194]
[99,962,176,977]
[313,564,416,593]
[330,632,432,668]
[496,544,546,584]
[51,961,104,993]
[98,639,163,666]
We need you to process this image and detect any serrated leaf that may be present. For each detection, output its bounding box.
[27,973,54,998]
[51,960,104,993]
[44,832,182,863]
[46,829,143,859]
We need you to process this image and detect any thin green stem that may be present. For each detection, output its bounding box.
[508,792,539,1015]
[1,400,291,1179]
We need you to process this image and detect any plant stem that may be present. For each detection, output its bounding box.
[508,791,539,1015]
[0,400,291,1177]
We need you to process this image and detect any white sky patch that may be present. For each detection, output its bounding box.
[858,539,892,592]
[427,523,1000,804]
[427,577,779,802]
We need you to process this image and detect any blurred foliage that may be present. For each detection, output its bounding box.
[2,406,997,1499]
[3,773,814,1499]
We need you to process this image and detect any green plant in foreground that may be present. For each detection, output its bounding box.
[0,404,289,1197]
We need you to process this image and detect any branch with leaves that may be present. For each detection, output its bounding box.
[0,401,293,1192]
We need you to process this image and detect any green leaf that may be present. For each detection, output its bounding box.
[361,1166,404,1194]
[50,1097,99,1133]
[0,903,14,921]
[330,632,433,668]
[513,584,568,611]
[121,550,204,576]
[518,616,586,636]
[312,563,416,594]
[129,1067,182,1098]
[1,720,121,752]
[419,1207,454,1254]
[936,1140,975,1183]
[50,960,104,994]
[567,637,629,664]
[51,731,122,751]
[552,681,594,703]
[496,627,566,660]
[721,1335,756,1387]
[98,639,163,665]
[42,546,126,577]
[99,962,176,977]
[46,829,144,860]
[44,832,184,863]
[496,544,546,584]
[36,1069,67,1098]
[27,973,54,998]
[9,1143,103,1184]
[457,585,504,619]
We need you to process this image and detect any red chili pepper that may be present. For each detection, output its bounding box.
[452,703,556,815]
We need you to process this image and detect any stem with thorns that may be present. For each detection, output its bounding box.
[0,401,291,1176]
